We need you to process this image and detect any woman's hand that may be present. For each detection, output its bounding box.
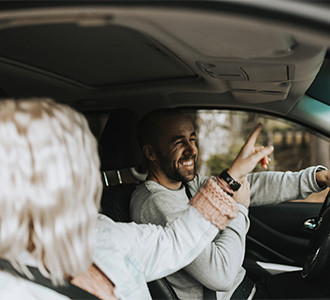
[228,124,273,180]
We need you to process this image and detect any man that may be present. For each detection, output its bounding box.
[130,108,330,299]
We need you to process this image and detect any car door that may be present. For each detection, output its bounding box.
[247,200,323,272]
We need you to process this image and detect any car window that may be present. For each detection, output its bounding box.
[187,109,330,203]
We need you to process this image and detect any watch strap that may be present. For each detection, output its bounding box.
[219,169,241,191]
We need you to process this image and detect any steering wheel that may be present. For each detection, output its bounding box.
[302,190,330,280]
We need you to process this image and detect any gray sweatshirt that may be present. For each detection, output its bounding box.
[130,166,325,300]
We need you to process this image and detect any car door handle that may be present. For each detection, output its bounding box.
[304,218,317,230]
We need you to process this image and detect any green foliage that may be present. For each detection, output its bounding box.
[206,137,244,176]
[207,153,235,176]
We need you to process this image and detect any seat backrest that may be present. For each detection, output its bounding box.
[148,279,179,300]
[98,108,142,219]
[99,108,142,172]
[100,183,136,222]
[98,108,179,300]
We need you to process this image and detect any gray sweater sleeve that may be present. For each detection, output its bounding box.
[136,189,249,291]
[181,205,249,291]
[247,165,327,206]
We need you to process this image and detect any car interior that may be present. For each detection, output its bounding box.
[0,1,330,299]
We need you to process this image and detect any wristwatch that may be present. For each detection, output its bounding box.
[219,169,241,191]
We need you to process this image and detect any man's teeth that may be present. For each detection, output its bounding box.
[182,160,193,166]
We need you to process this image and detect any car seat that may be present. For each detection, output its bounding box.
[98,108,179,300]
[98,108,142,221]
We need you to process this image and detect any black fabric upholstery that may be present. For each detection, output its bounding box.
[99,108,142,171]
[98,108,141,220]
[148,279,180,300]
[100,183,136,222]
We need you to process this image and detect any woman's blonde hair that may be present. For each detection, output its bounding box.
[0,98,102,284]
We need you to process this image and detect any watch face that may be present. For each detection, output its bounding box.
[230,181,241,191]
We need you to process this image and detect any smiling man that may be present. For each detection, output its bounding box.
[130,108,330,300]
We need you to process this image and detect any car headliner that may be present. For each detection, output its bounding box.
[0,1,329,137]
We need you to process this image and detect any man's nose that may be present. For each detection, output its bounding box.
[184,140,197,155]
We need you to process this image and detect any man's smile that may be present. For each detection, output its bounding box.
[179,159,195,168]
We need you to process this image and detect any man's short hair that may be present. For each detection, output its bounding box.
[0,98,102,284]
[137,108,184,148]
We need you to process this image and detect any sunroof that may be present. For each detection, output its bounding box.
[307,58,330,106]
[0,23,195,87]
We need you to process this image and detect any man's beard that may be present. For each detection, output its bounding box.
[156,150,196,183]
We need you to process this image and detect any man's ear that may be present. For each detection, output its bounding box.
[143,145,157,161]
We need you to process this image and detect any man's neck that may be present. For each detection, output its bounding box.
[147,172,182,190]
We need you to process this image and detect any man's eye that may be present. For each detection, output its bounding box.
[175,141,183,145]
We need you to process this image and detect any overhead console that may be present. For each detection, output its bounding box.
[197,61,293,103]
[196,44,326,103]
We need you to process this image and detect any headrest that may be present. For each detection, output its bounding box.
[99,108,142,171]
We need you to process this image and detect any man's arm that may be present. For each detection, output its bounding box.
[247,166,328,206]
[182,205,249,290]
[136,190,249,290]
[135,206,222,282]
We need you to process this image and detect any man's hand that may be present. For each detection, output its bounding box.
[316,169,330,188]
[228,124,274,180]
[233,176,250,208]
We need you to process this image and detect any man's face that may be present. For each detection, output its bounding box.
[154,115,198,183]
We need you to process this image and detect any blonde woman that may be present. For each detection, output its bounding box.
[0,98,269,300]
